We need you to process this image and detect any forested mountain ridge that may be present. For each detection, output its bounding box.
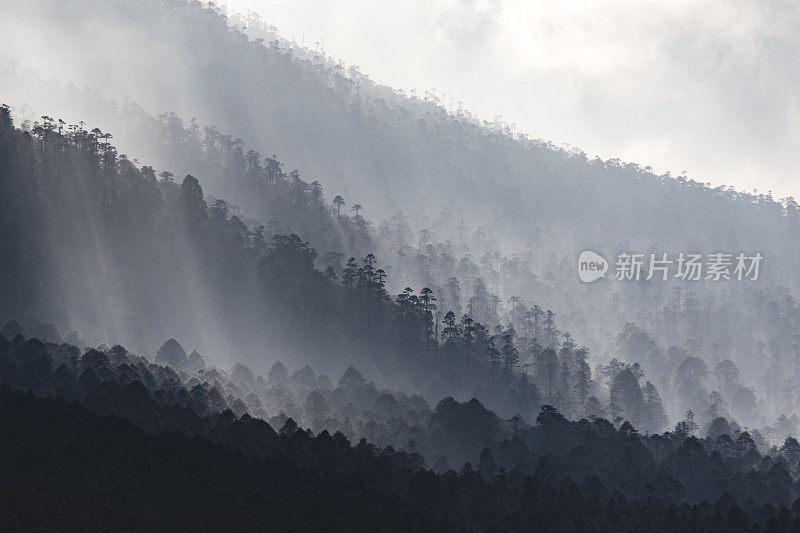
[1,386,788,531]
[0,105,579,422]
[9,105,738,448]
[4,0,800,282]
[3,2,800,529]
[3,330,800,531]
[4,2,799,434]
[4,2,800,434]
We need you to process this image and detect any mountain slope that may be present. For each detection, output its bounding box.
[3,0,800,431]
[3,0,799,281]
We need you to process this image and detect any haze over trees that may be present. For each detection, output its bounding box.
[1,0,800,530]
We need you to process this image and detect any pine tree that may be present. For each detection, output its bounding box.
[501,327,519,378]
[486,336,501,377]
[342,257,359,288]
[574,347,592,415]
[461,315,476,364]
[441,311,461,359]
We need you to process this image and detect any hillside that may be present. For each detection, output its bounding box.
[2,332,800,531]
[3,0,799,277]
[3,0,800,432]
[4,2,800,528]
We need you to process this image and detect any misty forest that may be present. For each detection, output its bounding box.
[2,1,800,531]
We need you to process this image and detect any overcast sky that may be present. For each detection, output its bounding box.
[223,0,800,200]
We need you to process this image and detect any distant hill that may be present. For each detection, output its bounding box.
[3,0,799,281]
